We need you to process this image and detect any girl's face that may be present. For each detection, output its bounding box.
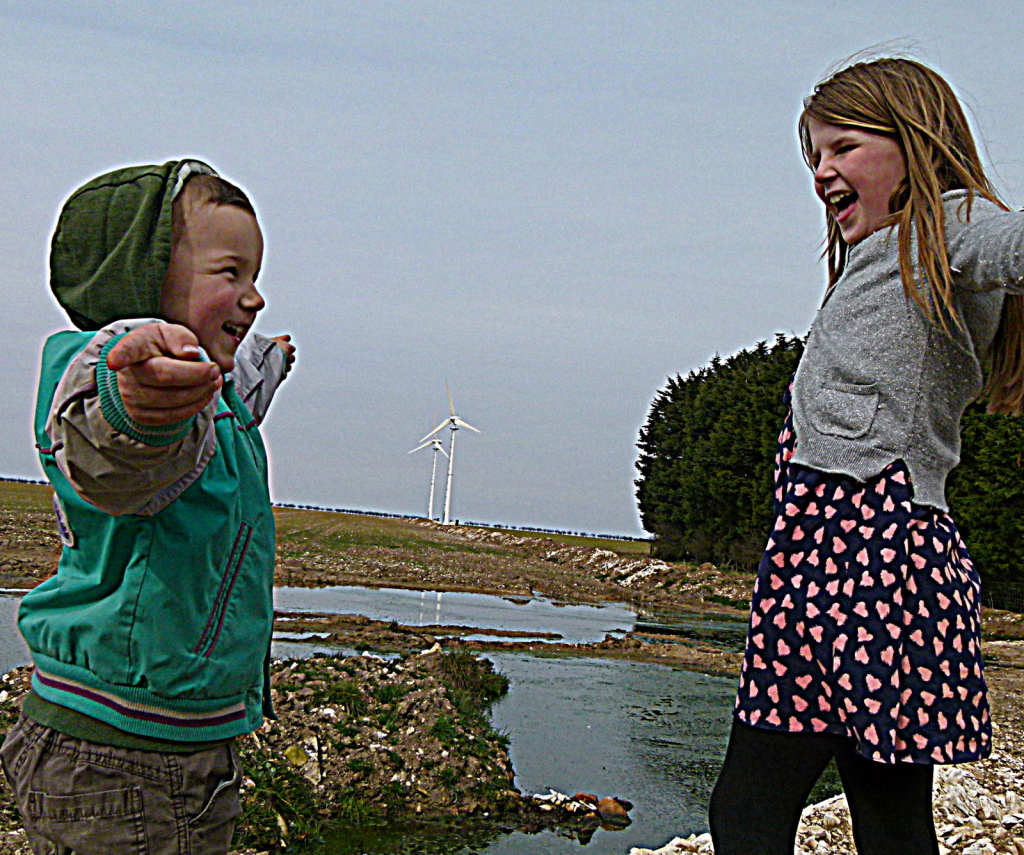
[807,118,907,246]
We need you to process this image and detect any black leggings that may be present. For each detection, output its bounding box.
[709,720,938,855]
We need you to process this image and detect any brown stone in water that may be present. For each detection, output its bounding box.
[572,792,598,805]
[596,796,630,825]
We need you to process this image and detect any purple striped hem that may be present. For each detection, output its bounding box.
[34,671,247,729]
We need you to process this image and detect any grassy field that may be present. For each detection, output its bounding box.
[458,523,651,556]
[275,508,508,554]
[0,481,51,512]
[2,480,647,555]
[275,508,649,556]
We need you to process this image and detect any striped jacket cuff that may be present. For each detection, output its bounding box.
[95,332,194,446]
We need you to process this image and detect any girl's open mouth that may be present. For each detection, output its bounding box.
[830,191,857,221]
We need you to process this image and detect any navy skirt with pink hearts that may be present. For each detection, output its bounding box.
[734,408,991,764]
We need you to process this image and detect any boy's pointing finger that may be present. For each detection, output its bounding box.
[126,356,222,389]
[107,323,204,372]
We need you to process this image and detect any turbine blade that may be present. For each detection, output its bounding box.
[408,441,434,453]
[438,446,449,458]
[420,419,451,442]
[453,418,480,433]
[446,379,455,417]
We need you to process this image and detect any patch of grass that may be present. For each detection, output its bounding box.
[347,757,374,775]
[376,707,401,732]
[235,745,322,850]
[437,767,460,788]
[373,681,410,705]
[317,679,367,716]
[439,652,510,710]
[705,593,751,610]
[333,788,383,825]
[806,759,843,806]
[430,714,459,744]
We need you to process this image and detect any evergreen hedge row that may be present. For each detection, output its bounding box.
[636,335,1024,586]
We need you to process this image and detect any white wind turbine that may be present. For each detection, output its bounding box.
[420,381,480,525]
[408,425,448,521]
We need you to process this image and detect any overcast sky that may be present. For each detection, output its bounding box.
[3,2,1024,536]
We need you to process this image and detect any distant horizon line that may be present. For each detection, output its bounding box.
[0,475,653,544]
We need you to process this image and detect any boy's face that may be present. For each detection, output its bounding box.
[160,196,264,373]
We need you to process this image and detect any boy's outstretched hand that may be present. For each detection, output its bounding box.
[270,334,296,373]
[106,324,223,426]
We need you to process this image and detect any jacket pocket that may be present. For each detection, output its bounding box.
[809,381,879,440]
[193,522,253,658]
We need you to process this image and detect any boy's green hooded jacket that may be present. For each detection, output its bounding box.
[22,160,277,741]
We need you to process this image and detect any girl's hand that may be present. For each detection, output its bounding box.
[270,334,296,374]
[106,323,223,426]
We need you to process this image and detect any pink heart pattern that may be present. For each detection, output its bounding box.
[734,402,990,765]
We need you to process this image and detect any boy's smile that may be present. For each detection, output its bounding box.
[160,198,264,373]
[807,118,907,246]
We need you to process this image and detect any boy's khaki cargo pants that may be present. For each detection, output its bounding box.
[1,714,241,855]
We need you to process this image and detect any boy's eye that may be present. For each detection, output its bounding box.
[221,266,239,278]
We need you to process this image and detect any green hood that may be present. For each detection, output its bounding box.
[50,159,216,331]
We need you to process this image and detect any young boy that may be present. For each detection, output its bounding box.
[1,160,296,854]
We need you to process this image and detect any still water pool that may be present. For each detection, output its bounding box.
[274,586,637,645]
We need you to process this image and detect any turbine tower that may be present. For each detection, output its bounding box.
[420,380,480,525]
[408,428,448,520]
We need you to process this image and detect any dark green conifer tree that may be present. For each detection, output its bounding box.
[636,334,802,566]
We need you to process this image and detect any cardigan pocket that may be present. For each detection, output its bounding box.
[810,381,879,439]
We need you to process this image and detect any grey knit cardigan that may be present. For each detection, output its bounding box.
[791,190,1024,511]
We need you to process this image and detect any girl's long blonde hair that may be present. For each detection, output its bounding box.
[798,57,1024,415]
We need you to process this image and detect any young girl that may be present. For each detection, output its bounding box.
[708,57,1024,855]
